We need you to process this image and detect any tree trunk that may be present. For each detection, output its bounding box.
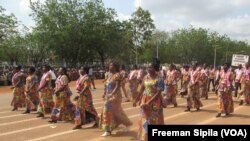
[97,50,105,68]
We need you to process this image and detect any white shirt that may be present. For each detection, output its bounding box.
[89,68,93,76]
[50,70,57,80]
[235,68,243,82]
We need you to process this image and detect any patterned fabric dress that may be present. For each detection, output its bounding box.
[51,75,73,121]
[11,72,26,108]
[120,70,127,86]
[200,69,209,99]
[180,70,190,95]
[215,70,221,94]
[187,70,203,109]
[138,74,165,141]
[164,70,177,106]
[99,73,132,132]
[137,69,145,83]
[38,72,54,115]
[208,69,215,91]
[120,70,128,99]
[239,68,250,104]
[74,74,99,125]
[25,75,40,110]
[128,70,139,100]
[217,71,234,114]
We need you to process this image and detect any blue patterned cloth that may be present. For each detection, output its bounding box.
[51,108,60,116]
[157,79,165,91]
[143,120,150,133]
[74,108,80,118]
[105,101,112,110]
[106,83,113,94]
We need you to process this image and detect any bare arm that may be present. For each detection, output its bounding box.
[11,80,20,89]
[11,73,24,89]
[109,80,120,97]
[79,79,90,95]
[133,82,145,107]
[146,90,161,105]
[28,83,35,92]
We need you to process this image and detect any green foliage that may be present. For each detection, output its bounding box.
[1,2,250,67]
[29,0,140,66]
[0,6,23,64]
[141,26,250,65]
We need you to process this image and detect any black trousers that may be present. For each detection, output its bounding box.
[234,82,241,97]
[208,79,215,91]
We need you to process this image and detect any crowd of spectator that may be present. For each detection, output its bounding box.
[0,66,106,86]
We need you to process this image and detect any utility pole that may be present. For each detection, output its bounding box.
[156,40,159,59]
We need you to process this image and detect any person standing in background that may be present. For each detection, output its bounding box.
[214,66,221,94]
[164,64,178,107]
[208,65,215,91]
[102,67,110,99]
[50,68,57,89]
[128,65,139,101]
[180,65,190,98]
[89,66,96,89]
[200,64,209,100]
[234,64,243,97]
[137,66,145,85]
[120,65,130,102]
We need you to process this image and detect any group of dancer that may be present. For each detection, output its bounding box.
[11,65,99,129]
[10,58,250,141]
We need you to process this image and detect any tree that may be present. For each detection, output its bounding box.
[0,6,24,64]
[140,30,170,62]
[140,26,250,65]
[30,0,133,67]
[130,7,155,64]
[0,6,18,43]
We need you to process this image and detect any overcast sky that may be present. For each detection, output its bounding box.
[1,0,250,42]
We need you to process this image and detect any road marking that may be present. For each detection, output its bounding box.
[93,96,194,110]
[95,102,132,110]
[93,101,108,105]
[96,100,191,117]
[93,97,184,105]
[197,106,245,124]
[0,106,11,110]
[89,102,219,141]
[26,101,190,141]
[0,118,39,127]
[163,103,217,121]
[0,111,11,114]
[92,98,103,102]
[0,95,217,140]
[27,130,77,141]
[0,124,51,136]
[0,114,25,119]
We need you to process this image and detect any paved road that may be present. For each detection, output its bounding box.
[0,83,249,141]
